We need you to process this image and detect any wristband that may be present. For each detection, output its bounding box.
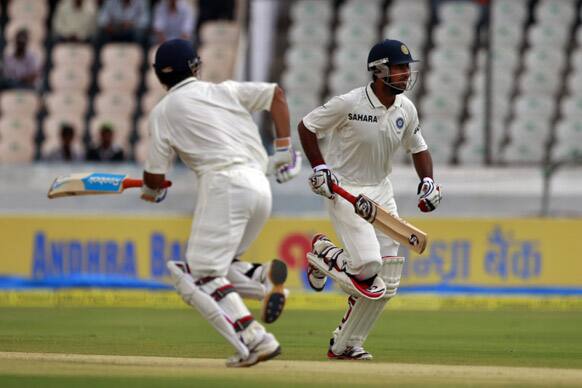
[313,164,329,172]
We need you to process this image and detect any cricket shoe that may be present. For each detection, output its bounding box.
[327,338,373,360]
[261,259,288,324]
[226,332,281,367]
[309,234,386,300]
[307,234,329,291]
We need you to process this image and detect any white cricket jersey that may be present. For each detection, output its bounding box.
[145,77,276,176]
[303,83,428,186]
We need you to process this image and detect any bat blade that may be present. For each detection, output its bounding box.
[331,183,428,254]
[48,173,129,198]
[368,198,428,254]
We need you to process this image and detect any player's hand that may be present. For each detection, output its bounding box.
[141,185,167,203]
[274,149,302,183]
[267,137,293,174]
[417,177,442,212]
[309,165,338,199]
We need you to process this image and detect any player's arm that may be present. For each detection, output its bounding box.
[298,120,325,168]
[141,109,173,203]
[412,150,433,180]
[267,85,302,183]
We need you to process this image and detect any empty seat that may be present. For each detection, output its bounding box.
[429,47,472,72]
[291,0,333,24]
[571,48,582,72]
[419,118,459,143]
[457,141,487,165]
[523,47,566,72]
[198,45,237,83]
[49,67,91,92]
[551,141,582,161]
[141,89,166,114]
[8,0,48,20]
[433,23,475,47]
[329,68,369,95]
[420,92,463,119]
[285,44,328,71]
[502,140,546,163]
[388,0,430,24]
[336,23,377,45]
[560,95,582,119]
[101,43,143,69]
[567,70,582,94]
[534,0,577,26]
[282,68,324,93]
[425,70,468,94]
[97,67,140,93]
[93,92,136,118]
[52,43,94,69]
[0,90,39,117]
[0,116,36,138]
[527,24,569,48]
[332,44,369,70]
[508,116,551,142]
[199,21,240,45]
[555,117,582,141]
[382,23,425,51]
[513,95,556,119]
[45,92,88,118]
[288,23,332,45]
[518,68,561,95]
[339,0,381,26]
[491,22,523,50]
[0,137,35,163]
[438,1,480,25]
[492,0,528,25]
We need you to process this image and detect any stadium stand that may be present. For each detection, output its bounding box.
[0,0,581,169]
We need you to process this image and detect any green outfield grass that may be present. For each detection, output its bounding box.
[1,307,581,387]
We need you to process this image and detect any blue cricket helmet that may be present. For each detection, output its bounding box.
[153,39,201,86]
[367,39,419,70]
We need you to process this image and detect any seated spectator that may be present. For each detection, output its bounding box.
[152,0,195,45]
[86,123,125,161]
[52,0,98,43]
[0,29,40,90]
[97,0,149,44]
[43,123,83,162]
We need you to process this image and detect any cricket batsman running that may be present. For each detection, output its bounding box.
[140,39,302,367]
[298,39,443,359]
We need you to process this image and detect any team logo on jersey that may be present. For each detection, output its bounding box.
[396,117,404,129]
[348,113,378,123]
[401,45,409,55]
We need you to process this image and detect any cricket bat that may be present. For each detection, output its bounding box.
[47,173,172,199]
[331,183,428,254]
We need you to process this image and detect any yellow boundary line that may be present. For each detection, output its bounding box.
[1,290,582,311]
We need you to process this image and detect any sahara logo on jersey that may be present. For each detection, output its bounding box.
[348,113,378,122]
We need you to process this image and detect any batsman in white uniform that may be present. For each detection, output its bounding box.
[298,39,443,360]
[140,39,302,367]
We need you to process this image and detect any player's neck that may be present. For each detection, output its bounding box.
[371,83,396,108]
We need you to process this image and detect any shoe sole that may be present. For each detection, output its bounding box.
[262,259,287,324]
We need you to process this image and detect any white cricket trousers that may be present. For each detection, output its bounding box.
[326,177,400,277]
[186,165,272,278]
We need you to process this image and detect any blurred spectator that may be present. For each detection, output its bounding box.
[152,0,195,45]
[43,123,83,162]
[0,29,40,90]
[86,123,125,161]
[196,0,235,39]
[52,0,98,43]
[97,0,149,44]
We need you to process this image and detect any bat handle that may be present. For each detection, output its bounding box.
[331,183,357,205]
[123,179,173,189]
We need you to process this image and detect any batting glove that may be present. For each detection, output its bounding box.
[309,165,338,199]
[141,185,167,203]
[274,149,302,183]
[267,137,293,174]
[417,177,442,212]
